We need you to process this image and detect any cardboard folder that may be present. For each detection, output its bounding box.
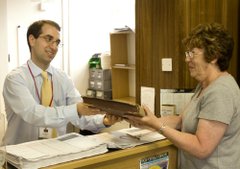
[82,96,145,117]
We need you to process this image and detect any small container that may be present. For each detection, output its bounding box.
[89,53,101,69]
[100,52,111,70]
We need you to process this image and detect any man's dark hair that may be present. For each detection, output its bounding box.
[27,20,61,52]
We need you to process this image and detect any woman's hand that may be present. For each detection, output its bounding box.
[124,104,161,130]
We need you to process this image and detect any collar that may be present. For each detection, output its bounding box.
[28,59,53,77]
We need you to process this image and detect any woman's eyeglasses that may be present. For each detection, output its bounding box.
[185,50,203,59]
[185,51,194,59]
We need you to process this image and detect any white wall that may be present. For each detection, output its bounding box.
[7,0,64,71]
[0,0,8,112]
[68,0,135,95]
[0,0,8,139]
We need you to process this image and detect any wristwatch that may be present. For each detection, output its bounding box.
[159,122,166,134]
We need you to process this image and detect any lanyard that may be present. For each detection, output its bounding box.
[27,61,53,106]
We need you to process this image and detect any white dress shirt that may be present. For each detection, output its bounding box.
[3,60,105,145]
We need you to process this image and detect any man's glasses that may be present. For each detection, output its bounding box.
[38,35,62,48]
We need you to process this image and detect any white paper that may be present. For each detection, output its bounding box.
[160,89,176,105]
[141,86,155,112]
[5,133,108,169]
[160,89,194,115]
[90,127,166,149]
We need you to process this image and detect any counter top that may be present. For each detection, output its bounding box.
[42,139,177,169]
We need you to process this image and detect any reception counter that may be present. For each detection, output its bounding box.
[42,139,178,169]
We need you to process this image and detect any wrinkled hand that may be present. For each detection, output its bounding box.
[124,104,160,130]
[77,102,104,116]
[103,114,122,126]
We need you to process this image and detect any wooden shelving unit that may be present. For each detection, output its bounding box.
[110,30,135,104]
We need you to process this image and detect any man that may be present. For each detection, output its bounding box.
[3,20,120,145]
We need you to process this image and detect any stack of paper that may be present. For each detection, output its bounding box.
[4,133,108,169]
[3,128,166,168]
[90,127,166,149]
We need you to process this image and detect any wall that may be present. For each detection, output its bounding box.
[0,0,8,140]
[67,0,135,95]
[136,0,239,115]
[6,0,64,72]
[0,0,8,113]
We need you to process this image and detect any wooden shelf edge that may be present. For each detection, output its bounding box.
[112,64,135,70]
[110,30,134,35]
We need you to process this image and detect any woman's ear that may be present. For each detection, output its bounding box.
[210,58,218,64]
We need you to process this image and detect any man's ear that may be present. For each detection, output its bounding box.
[28,34,35,47]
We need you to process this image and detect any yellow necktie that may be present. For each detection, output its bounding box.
[41,71,57,138]
[41,71,52,106]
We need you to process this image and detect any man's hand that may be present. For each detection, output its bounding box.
[77,102,122,126]
[103,114,122,126]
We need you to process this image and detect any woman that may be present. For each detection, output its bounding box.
[125,23,240,169]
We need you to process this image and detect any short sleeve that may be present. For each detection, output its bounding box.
[198,85,234,124]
